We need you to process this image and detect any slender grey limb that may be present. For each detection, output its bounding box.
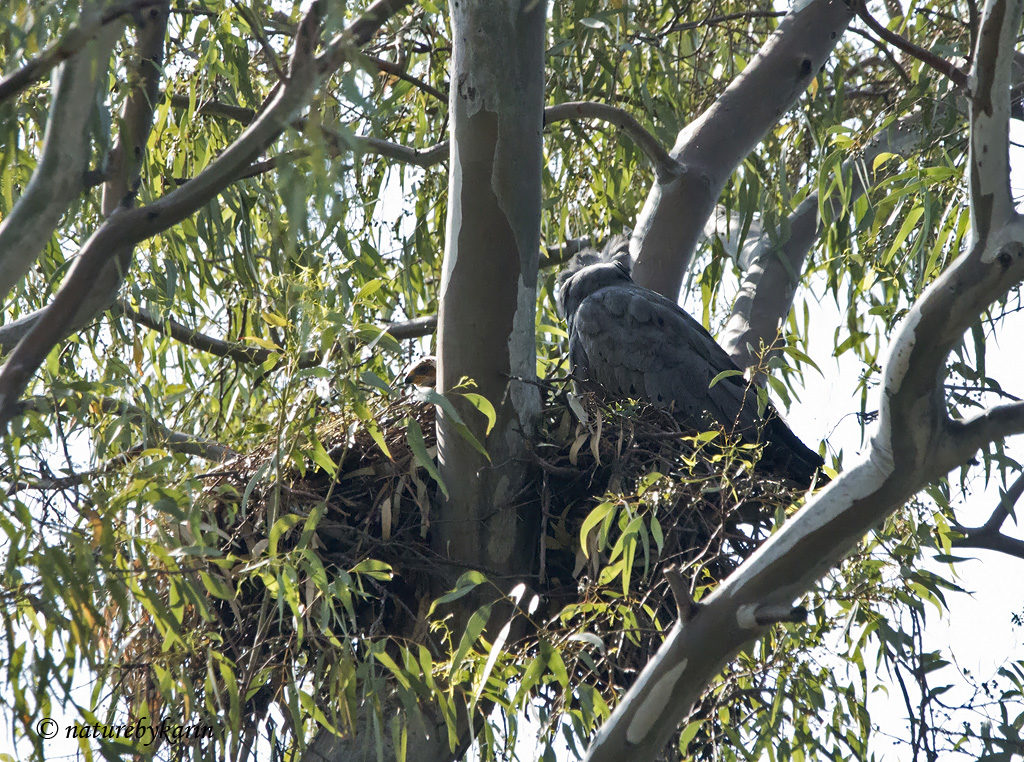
[116,301,438,365]
[0,0,164,104]
[721,111,928,368]
[851,0,969,88]
[544,101,681,181]
[0,2,168,356]
[10,394,237,473]
[170,95,669,176]
[630,0,855,301]
[0,0,414,427]
[0,5,323,427]
[952,472,1024,560]
[0,3,124,302]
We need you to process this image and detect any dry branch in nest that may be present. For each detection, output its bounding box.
[108,382,819,746]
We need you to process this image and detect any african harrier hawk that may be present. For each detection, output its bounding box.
[556,237,824,486]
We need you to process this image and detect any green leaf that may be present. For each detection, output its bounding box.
[351,559,393,581]
[472,617,512,709]
[354,400,392,459]
[269,514,304,555]
[421,389,490,461]
[708,369,743,388]
[310,435,338,477]
[459,392,497,435]
[406,416,448,497]
[430,570,487,615]
[199,571,235,601]
[678,720,704,755]
[448,603,491,680]
[579,501,615,558]
[882,205,924,264]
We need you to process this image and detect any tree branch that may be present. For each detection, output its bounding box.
[950,470,1024,558]
[12,394,237,470]
[116,300,438,367]
[112,239,578,366]
[630,0,855,300]
[980,470,1024,533]
[92,396,237,462]
[355,135,448,167]
[721,108,936,368]
[0,0,163,105]
[969,0,1017,239]
[167,93,260,122]
[165,95,448,170]
[544,101,680,181]
[170,94,671,175]
[952,468,1024,560]
[317,0,412,74]
[0,3,124,302]
[114,301,284,365]
[0,4,325,428]
[852,0,969,88]
[383,314,437,341]
[947,400,1024,464]
[952,530,1024,559]
[362,53,446,101]
[665,10,787,34]
[585,2,1024,758]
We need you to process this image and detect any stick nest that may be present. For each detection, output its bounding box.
[113,382,815,740]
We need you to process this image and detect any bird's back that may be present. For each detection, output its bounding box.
[567,279,823,486]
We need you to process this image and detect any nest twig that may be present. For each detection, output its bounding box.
[106,384,813,752]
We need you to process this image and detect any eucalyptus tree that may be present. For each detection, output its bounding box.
[2,1,1023,761]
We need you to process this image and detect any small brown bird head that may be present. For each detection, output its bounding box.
[402,356,436,389]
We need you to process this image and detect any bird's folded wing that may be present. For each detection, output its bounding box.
[571,285,760,433]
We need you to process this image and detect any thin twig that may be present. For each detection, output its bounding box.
[852,0,968,88]
[115,300,438,367]
[362,53,446,101]
[0,0,166,104]
[544,101,680,181]
[666,10,786,34]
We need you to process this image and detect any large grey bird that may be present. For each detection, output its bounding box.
[556,237,824,486]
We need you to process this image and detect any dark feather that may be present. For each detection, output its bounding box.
[557,238,823,486]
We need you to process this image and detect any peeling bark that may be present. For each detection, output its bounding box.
[434,0,544,580]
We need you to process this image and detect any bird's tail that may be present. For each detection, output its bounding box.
[759,415,825,488]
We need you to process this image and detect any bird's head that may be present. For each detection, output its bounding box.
[402,356,437,389]
[555,236,633,323]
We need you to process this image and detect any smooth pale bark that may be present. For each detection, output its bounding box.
[433,0,545,579]
[585,2,1024,759]
[302,2,546,759]
[630,0,854,301]
[0,2,123,302]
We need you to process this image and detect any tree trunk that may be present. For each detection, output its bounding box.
[303,3,546,760]
[433,0,545,588]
